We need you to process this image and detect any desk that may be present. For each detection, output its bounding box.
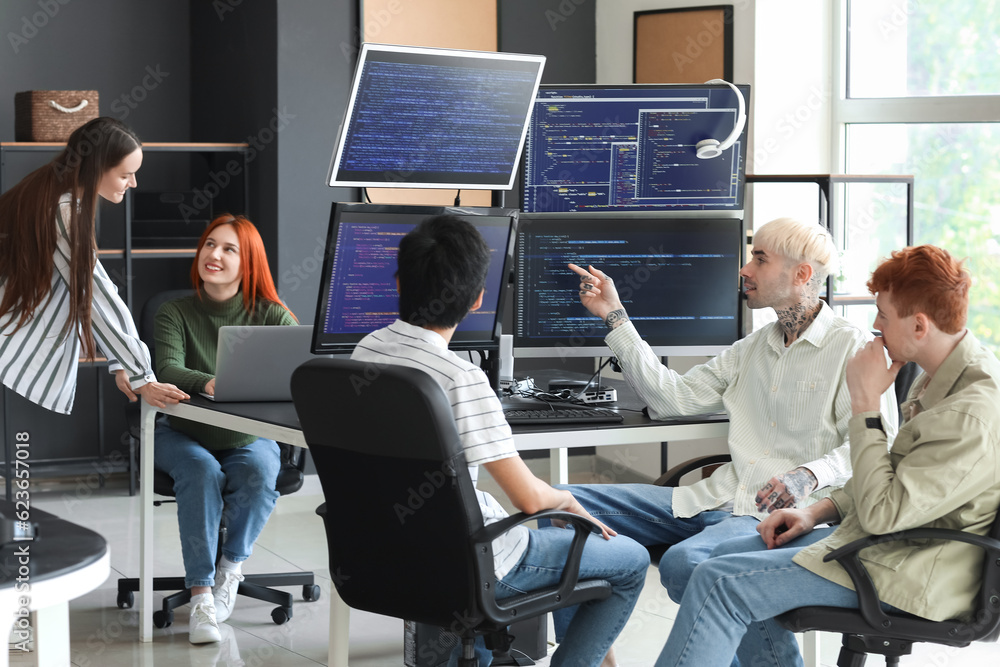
[138,394,729,666]
[0,501,110,667]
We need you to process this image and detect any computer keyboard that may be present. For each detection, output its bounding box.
[503,406,624,425]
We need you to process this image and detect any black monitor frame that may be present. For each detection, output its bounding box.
[327,43,546,191]
[513,214,745,358]
[311,202,517,356]
[521,83,750,216]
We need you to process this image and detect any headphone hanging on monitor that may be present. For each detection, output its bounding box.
[695,79,746,159]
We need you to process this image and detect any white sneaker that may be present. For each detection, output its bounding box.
[189,597,222,644]
[212,567,245,623]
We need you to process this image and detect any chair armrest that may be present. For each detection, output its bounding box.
[473,509,601,543]
[472,509,604,624]
[821,527,1000,630]
[653,454,732,488]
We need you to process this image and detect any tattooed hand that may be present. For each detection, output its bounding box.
[755,467,818,513]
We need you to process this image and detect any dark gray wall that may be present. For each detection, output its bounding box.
[275,0,358,321]
[500,0,596,84]
[0,0,191,141]
[190,0,281,267]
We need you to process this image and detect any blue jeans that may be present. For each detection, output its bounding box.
[448,526,649,667]
[655,527,872,667]
[545,482,760,640]
[152,419,281,589]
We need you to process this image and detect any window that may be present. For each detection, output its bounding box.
[835,0,1000,352]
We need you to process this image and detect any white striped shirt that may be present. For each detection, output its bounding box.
[607,302,899,519]
[0,194,155,414]
[351,319,529,579]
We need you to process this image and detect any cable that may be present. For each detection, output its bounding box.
[454,189,462,206]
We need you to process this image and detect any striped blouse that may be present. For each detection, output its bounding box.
[351,319,530,580]
[606,302,899,519]
[0,194,155,414]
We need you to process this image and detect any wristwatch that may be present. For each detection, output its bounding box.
[864,416,885,433]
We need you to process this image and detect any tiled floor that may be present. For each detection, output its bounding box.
[13,460,1000,666]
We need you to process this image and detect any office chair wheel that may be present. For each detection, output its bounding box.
[117,590,135,609]
[153,609,173,629]
[303,584,321,602]
[271,606,292,625]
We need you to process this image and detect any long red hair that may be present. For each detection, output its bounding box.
[191,214,296,321]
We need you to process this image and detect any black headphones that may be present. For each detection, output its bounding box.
[695,79,747,160]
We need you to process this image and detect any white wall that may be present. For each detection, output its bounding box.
[592,0,837,480]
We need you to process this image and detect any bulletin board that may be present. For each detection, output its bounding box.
[633,6,733,84]
[361,0,498,206]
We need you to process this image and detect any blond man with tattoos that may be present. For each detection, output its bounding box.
[546,218,899,667]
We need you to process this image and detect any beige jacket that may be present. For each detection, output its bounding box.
[794,332,1000,622]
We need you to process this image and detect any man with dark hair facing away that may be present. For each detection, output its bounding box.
[351,215,649,667]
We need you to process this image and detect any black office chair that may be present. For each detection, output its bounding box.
[291,358,613,667]
[116,290,320,627]
[777,509,1000,666]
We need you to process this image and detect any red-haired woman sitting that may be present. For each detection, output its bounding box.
[152,214,297,644]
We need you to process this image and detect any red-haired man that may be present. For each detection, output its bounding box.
[654,245,1000,666]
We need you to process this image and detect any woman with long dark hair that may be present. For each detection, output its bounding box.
[152,214,297,643]
[0,116,187,413]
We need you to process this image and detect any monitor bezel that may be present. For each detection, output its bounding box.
[311,202,518,355]
[512,214,746,359]
[327,42,546,191]
[520,82,751,216]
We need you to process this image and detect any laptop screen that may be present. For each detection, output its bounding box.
[311,202,517,354]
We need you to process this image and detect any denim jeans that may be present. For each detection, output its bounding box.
[152,418,281,589]
[542,482,761,644]
[654,527,872,667]
[448,526,649,667]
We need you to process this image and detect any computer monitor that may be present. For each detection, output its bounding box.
[312,202,517,355]
[522,83,750,214]
[327,43,546,190]
[514,215,744,358]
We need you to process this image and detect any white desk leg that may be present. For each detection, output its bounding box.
[802,631,820,667]
[549,447,568,485]
[33,603,70,667]
[139,402,159,642]
[329,586,350,667]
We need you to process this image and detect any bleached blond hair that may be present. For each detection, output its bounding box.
[753,217,838,283]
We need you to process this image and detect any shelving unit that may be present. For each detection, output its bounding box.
[0,142,250,498]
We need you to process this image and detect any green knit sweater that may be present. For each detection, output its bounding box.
[154,292,297,450]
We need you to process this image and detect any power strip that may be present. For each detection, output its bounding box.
[581,388,617,404]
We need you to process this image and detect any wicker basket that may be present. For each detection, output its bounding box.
[14,90,99,142]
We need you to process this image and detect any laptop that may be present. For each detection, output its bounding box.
[203,325,315,402]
